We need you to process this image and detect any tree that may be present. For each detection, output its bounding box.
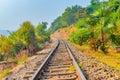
[35,22,50,42]
[91,0,100,5]
[61,7,74,27]
[87,0,100,14]
[110,20,120,46]
[49,5,83,33]
[75,8,86,20]
[36,22,47,36]
[15,21,36,54]
[50,17,63,33]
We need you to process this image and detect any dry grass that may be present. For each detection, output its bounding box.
[52,25,77,39]
[0,55,27,79]
[17,54,28,65]
[6,58,15,62]
[72,43,120,71]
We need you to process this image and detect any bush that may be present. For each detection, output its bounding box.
[90,39,99,51]
[76,19,88,28]
[11,42,26,58]
[16,50,28,65]
[90,35,110,53]
[110,34,120,46]
[70,28,90,45]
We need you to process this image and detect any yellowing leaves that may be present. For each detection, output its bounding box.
[0,35,14,55]
[116,20,120,34]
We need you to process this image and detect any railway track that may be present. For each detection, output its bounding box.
[31,40,86,80]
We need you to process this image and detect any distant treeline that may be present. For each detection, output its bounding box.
[49,5,86,33]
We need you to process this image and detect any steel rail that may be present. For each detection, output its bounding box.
[31,40,86,80]
[31,40,60,80]
[65,41,87,80]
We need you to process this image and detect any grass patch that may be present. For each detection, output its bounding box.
[78,63,83,68]
[17,54,28,65]
[71,43,120,71]
[69,63,83,71]
[0,51,28,79]
[69,65,75,71]
[0,68,10,80]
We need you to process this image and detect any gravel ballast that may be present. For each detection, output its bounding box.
[69,43,120,80]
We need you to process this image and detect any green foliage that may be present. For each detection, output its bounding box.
[0,68,10,80]
[69,63,83,71]
[36,22,47,36]
[110,34,120,46]
[16,21,36,46]
[50,17,63,33]
[0,21,50,60]
[70,28,90,46]
[0,35,14,56]
[76,19,88,28]
[61,5,81,26]
[117,6,120,19]
[35,22,50,43]
[87,0,100,14]
[78,63,83,68]
[11,42,26,58]
[3,68,10,76]
[14,21,37,55]
[50,5,86,33]
[69,0,120,53]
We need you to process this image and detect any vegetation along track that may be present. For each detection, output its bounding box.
[31,40,86,80]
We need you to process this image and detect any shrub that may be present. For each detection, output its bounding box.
[0,68,10,80]
[11,42,26,58]
[90,39,99,51]
[70,28,90,45]
[90,36,110,53]
[75,19,88,28]
[16,50,28,65]
[110,34,120,46]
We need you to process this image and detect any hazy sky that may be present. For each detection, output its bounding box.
[0,0,91,30]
